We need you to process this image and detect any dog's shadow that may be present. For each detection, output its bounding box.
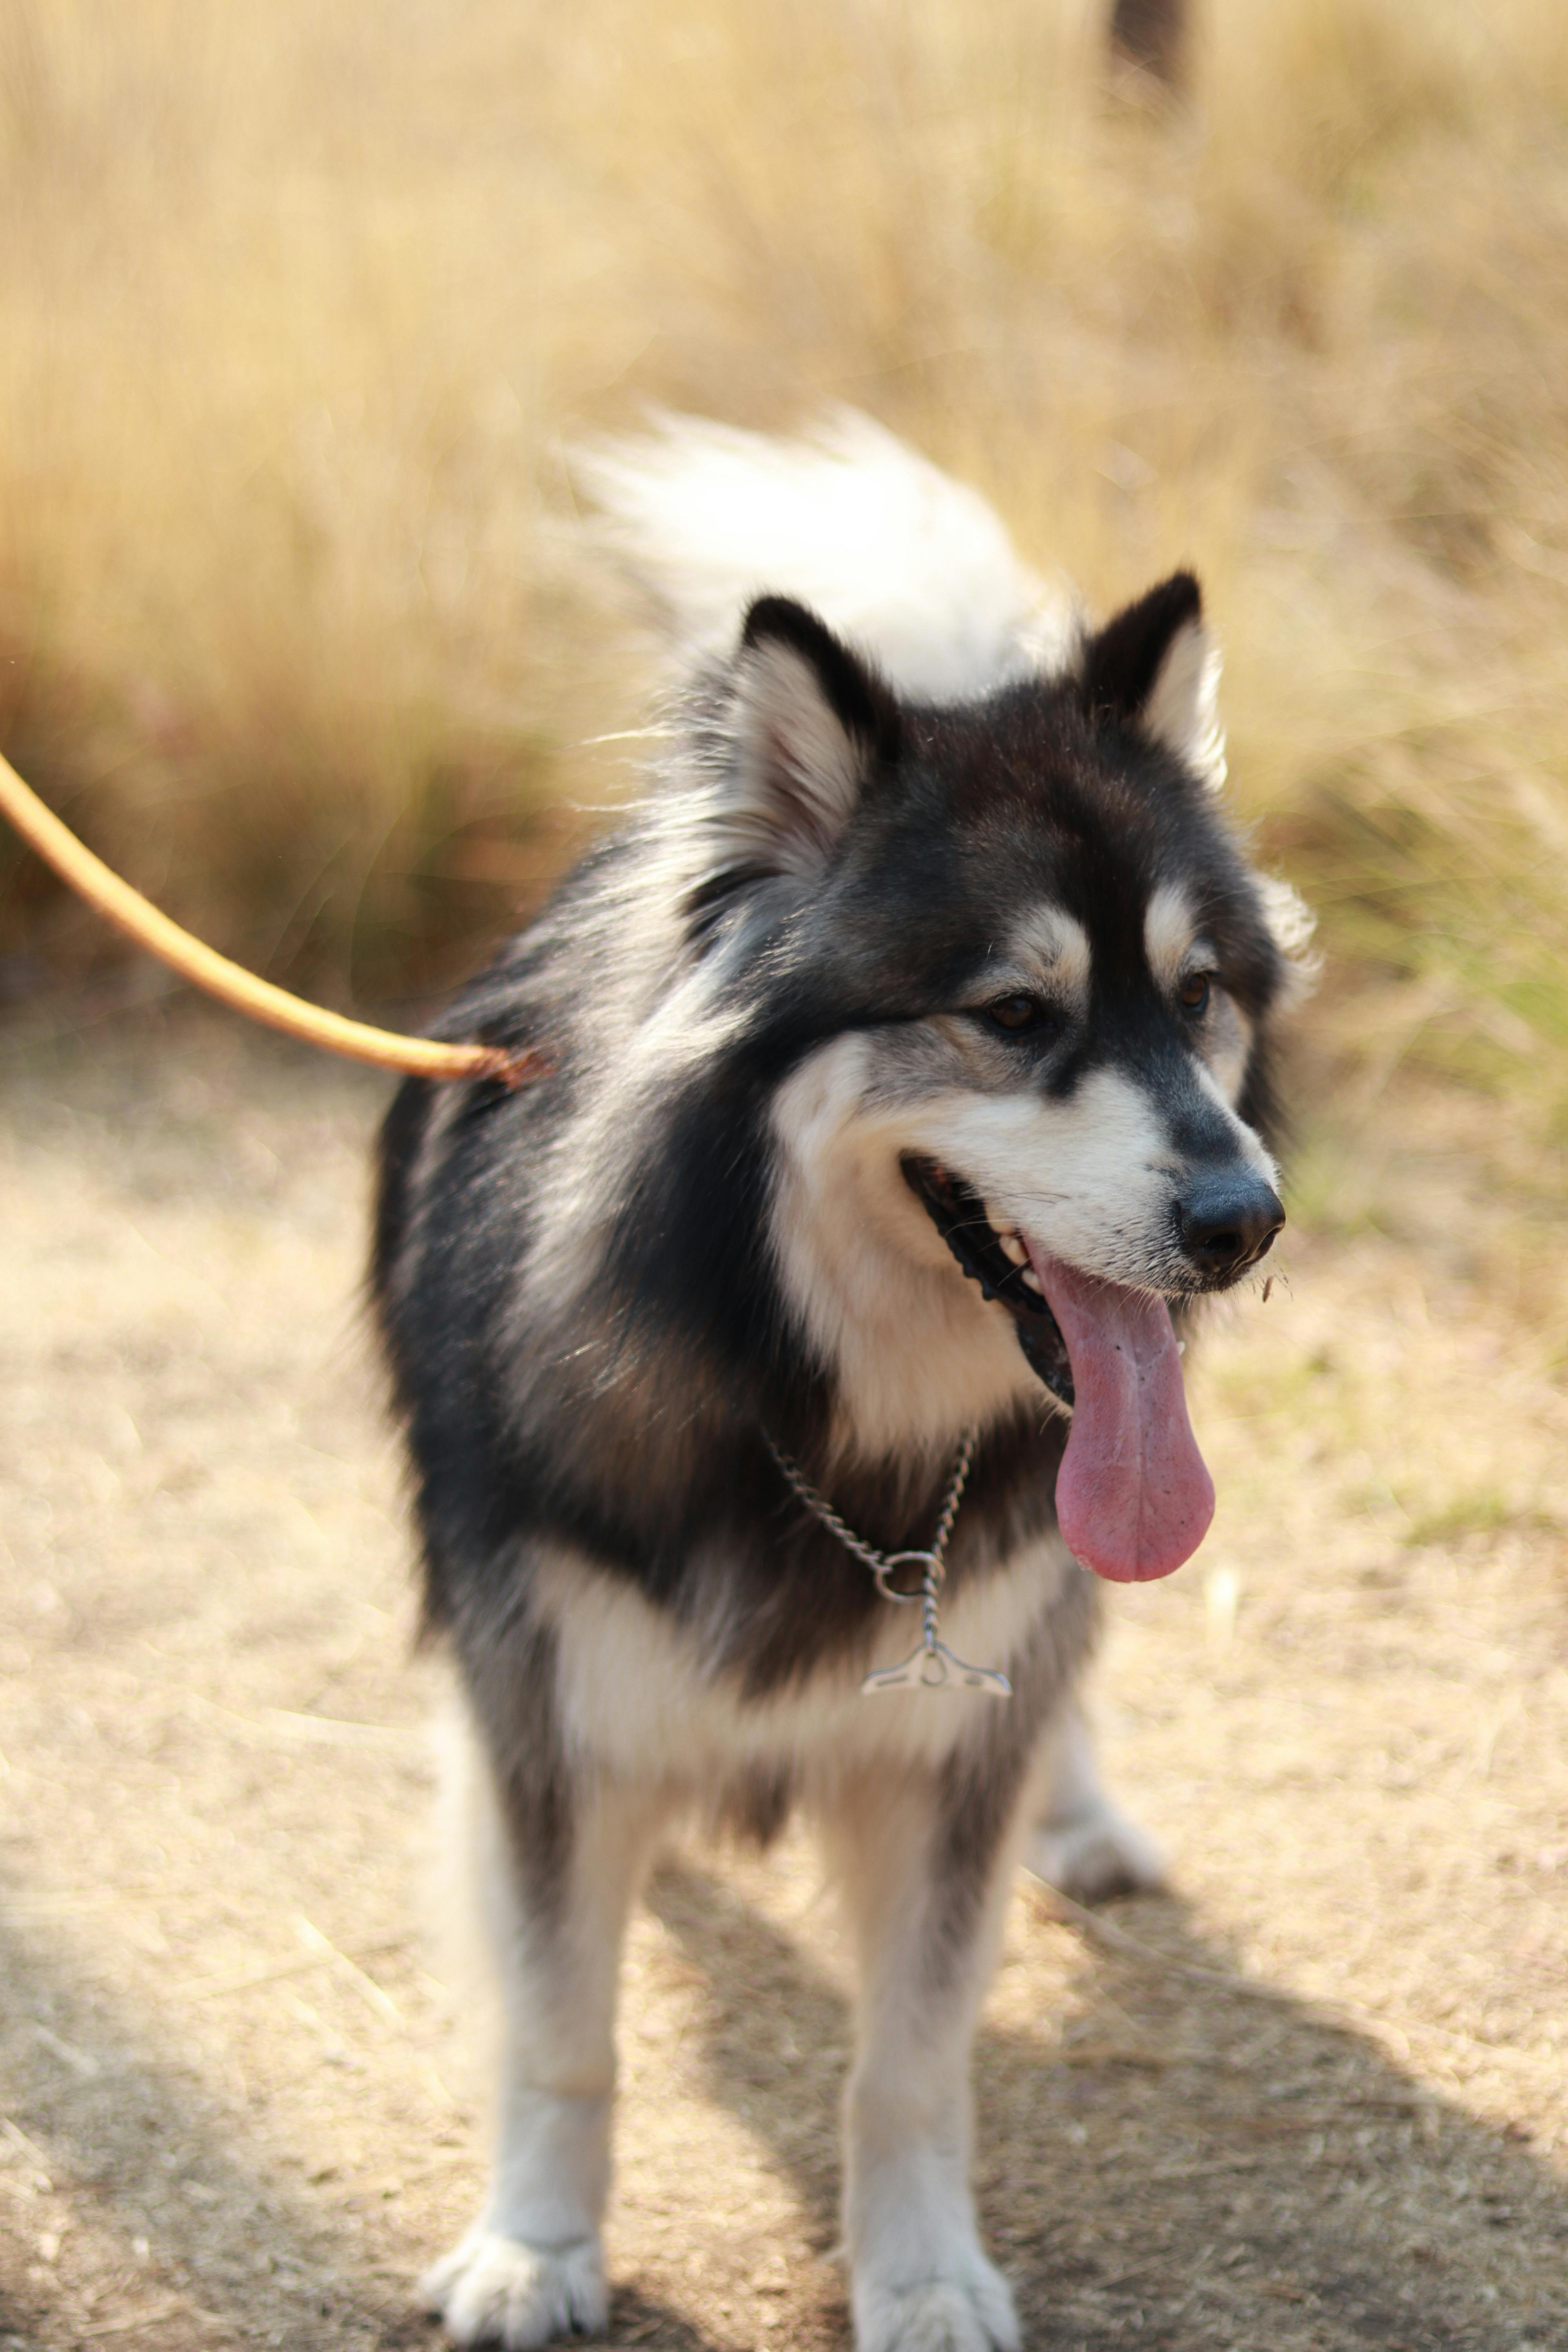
[642,1856,1568,2352]
[9,1853,1560,2352]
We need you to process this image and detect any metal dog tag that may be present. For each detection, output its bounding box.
[861,1641,1013,1699]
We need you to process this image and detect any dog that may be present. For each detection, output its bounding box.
[371,414,1311,2352]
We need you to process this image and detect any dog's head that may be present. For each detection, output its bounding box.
[654,578,1311,1577]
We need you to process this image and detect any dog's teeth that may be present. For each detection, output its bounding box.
[998,1234,1027,1266]
[1021,1269,1043,1293]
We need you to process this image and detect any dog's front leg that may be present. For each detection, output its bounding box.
[1022,1697,1165,1905]
[424,1729,670,2350]
[823,1761,1029,2352]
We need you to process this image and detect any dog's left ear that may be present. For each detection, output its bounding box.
[721,597,902,880]
[1079,571,1225,789]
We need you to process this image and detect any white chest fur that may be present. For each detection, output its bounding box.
[532,1530,1078,1789]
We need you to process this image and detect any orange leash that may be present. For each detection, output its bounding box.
[0,749,544,1089]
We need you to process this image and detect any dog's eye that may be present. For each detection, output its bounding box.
[1178,972,1212,1016]
[983,994,1050,1036]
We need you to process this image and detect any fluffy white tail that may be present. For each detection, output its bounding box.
[576,410,1076,701]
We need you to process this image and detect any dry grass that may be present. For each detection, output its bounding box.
[1,0,1567,1131]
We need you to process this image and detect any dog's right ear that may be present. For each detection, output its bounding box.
[1079,571,1226,791]
[718,597,902,881]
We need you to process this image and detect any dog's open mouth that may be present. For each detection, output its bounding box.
[902,1155,1076,1407]
[902,1154,1215,1585]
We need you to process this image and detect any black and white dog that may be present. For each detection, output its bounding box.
[372,416,1310,2352]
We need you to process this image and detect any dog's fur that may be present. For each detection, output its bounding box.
[372,415,1310,2352]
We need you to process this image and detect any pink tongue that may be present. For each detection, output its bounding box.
[1029,1251,1214,1583]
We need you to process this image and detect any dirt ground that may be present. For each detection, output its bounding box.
[1,1009,1565,2352]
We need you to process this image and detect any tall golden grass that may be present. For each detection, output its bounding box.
[3,0,1568,1147]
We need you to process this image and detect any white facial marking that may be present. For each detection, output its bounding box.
[906,1067,1178,1290]
[1207,995,1254,1107]
[1143,882,1197,990]
[768,1038,1045,1458]
[1006,905,1092,1003]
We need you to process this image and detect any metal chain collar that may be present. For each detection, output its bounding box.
[765,1427,1011,1699]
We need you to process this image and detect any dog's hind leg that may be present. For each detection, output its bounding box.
[821,1757,1030,2352]
[1020,1697,1165,1906]
[424,1722,671,2350]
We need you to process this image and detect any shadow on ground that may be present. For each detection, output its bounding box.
[4,1849,1566,2352]
[646,1860,1568,2352]
[0,1898,424,2352]
[0,1895,712,2352]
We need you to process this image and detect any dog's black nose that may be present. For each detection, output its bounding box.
[1177,1171,1285,1283]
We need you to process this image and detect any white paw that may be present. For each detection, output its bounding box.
[421,2228,608,2348]
[854,2256,1020,2352]
[1021,1798,1165,1906]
